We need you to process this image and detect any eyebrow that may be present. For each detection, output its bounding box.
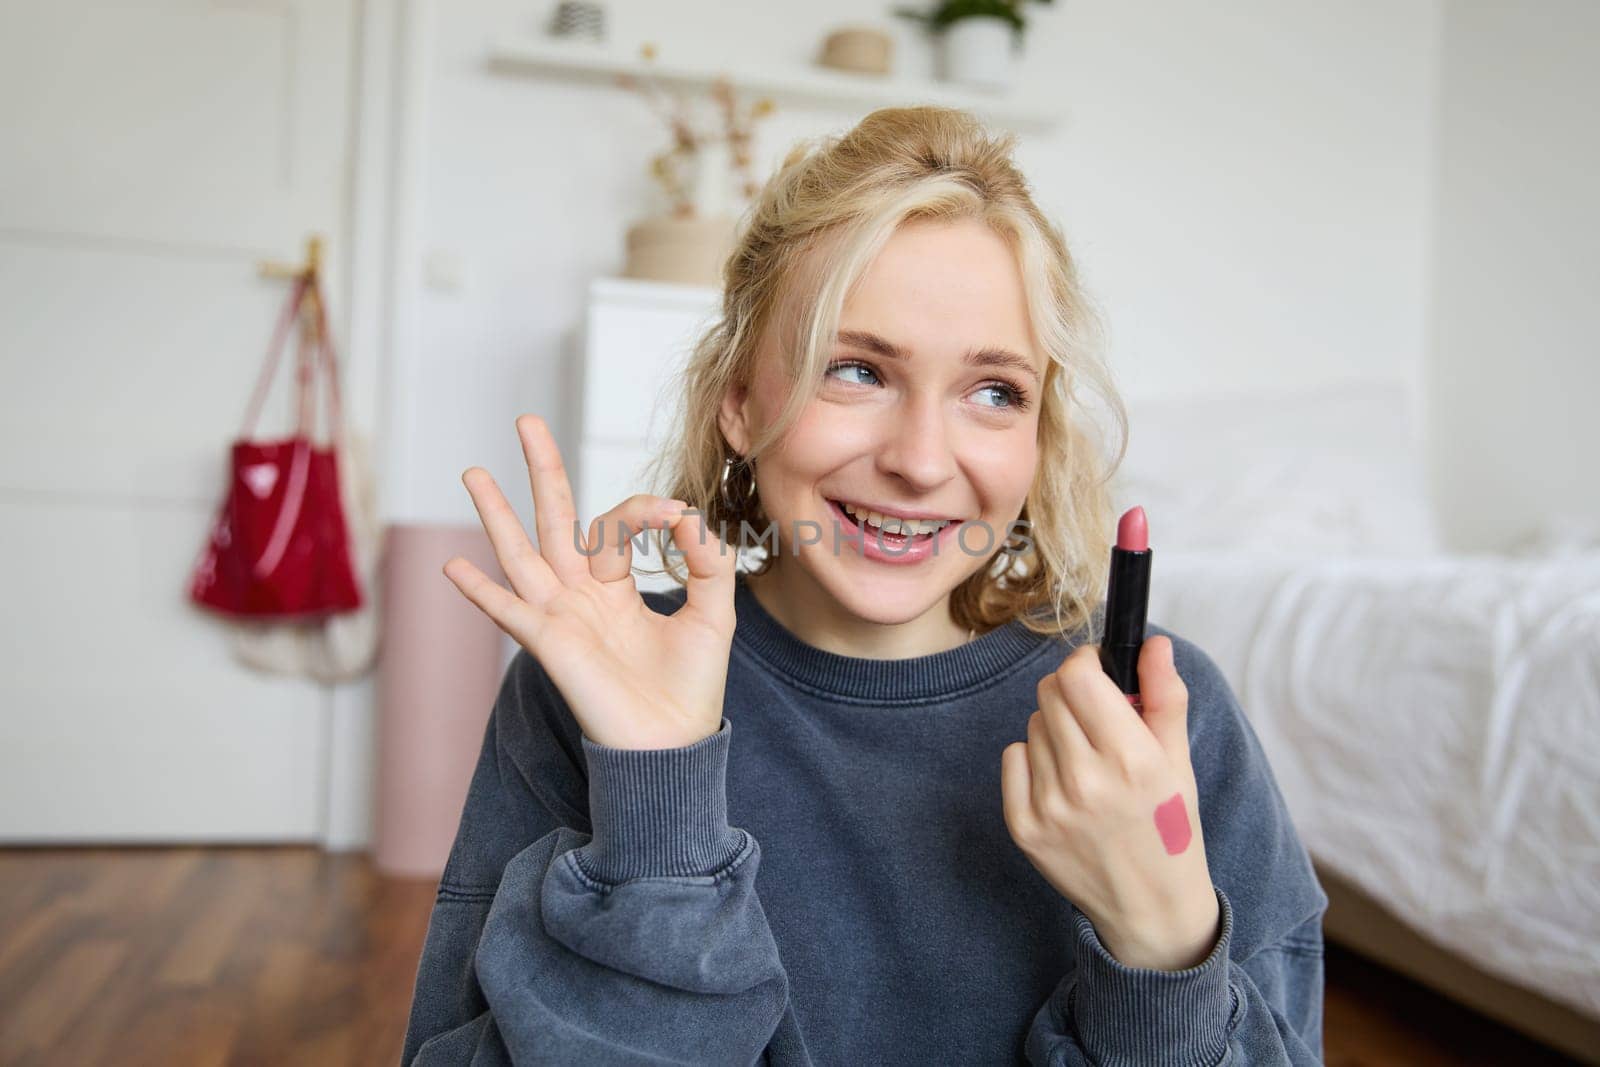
[835,329,1042,385]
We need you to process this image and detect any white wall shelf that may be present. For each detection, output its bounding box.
[486,38,1063,131]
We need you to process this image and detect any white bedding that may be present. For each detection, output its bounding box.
[1147,549,1600,1019]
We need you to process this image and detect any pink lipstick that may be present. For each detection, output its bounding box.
[1100,505,1152,712]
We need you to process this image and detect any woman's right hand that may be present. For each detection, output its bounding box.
[443,414,738,751]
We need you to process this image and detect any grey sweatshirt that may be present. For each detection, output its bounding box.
[401,572,1329,1065]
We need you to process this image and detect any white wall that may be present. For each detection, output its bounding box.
[1426,0,1600,553]
[1037,2,1439,405]
[387,0,1443,531]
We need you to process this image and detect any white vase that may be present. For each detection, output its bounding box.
[690,138,733,220]
[938,17,1015,92]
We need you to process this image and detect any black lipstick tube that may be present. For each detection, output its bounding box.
[1099,542,1152,712]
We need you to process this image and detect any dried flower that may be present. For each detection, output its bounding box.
[617,51,778,217]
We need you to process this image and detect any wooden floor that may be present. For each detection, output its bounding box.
[0,847,1584,1066]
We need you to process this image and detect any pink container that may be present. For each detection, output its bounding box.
[373,523,508,878]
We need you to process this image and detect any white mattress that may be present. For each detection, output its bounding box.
[1147,549,1600,1019]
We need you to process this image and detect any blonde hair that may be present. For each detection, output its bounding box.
[642,105,1127,640]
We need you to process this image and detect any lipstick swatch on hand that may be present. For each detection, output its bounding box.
[1154,792,1192,855]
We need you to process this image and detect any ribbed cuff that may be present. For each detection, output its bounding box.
[1069,885,1237,1067]
[573,718,748,884]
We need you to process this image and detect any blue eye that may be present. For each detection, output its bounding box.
[825,359,1032,413]
[825,360,880,386]
[973,382,1027,410]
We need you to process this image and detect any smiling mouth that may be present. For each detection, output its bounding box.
[827,499,957,540]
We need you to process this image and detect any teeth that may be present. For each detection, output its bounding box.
[839,501,951,536]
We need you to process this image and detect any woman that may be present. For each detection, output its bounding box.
[402,107,1328,1065]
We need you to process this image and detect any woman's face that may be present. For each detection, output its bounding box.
[720,217,1045,626]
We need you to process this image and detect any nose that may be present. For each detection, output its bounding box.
[873,392,958,492]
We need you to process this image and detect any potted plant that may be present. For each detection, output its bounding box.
[894,0,1053,91]
[614,47,775,287]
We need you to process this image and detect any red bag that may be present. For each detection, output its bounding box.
[188,272,364,620]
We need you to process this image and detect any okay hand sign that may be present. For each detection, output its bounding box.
[444,415,737,751]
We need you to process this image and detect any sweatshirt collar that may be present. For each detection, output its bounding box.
[726,571,1071,704]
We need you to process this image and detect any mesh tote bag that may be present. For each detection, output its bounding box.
[187,271,364,620]
[225,423,382,683]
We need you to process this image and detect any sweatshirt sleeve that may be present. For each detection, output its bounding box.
[1023,630,1329,1067]
[400,649,794,1066]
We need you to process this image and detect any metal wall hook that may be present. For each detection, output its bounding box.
[259,235,327,340]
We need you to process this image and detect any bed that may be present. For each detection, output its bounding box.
[1112,380,1600,1061]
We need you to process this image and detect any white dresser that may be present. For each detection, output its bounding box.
[573,276,721,593]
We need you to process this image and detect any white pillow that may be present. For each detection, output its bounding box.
[1108,380,1442,556]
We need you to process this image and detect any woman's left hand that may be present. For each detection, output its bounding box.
[1000,636,1221,971]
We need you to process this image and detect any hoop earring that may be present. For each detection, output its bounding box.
[719,454,758,513]
[1003,504,1032,556]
